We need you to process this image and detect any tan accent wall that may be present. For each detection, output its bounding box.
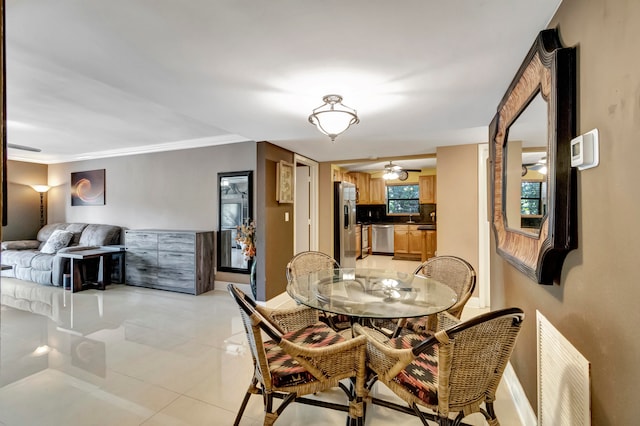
[318,162,334,256]
[436,144,479,295]
[490,1,640,423]
[505,141,522,230]
[256,142,294,301]
[2,160,48,240]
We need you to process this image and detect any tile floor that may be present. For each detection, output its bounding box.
[0,255,523,425]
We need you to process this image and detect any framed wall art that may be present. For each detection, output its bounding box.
[71,169,106,206]
[276,160,294,203]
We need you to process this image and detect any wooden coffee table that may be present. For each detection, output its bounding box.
[58,248,120,292]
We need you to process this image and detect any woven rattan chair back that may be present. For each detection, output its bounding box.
[286,251,348,330]
[286,251,339,282]
[229,284,282,391]
[357,307,524,425]
[228,284,367,426]
[433,308,524,418]
[413,255,476,319]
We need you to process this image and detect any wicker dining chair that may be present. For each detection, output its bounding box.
[286,251,350,330]
[403,255,476,335]
[355,307,524,426]
[228,284,367,426]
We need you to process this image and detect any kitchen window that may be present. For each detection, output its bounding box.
[387,184,419,214]
[521,180,547,229]
[521,181,547,215]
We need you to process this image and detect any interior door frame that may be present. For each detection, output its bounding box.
[293,154,318,252]
[477,143,490,308]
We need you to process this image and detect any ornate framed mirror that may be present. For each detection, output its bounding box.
[489,29,577,284]
[217,170,253,273]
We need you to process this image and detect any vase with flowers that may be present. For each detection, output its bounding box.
[236,219,257,298]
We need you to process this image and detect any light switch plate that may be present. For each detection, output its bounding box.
[571,128,599,170]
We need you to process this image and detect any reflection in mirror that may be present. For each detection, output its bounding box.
[217,171,253,273]
[504,93,548,236]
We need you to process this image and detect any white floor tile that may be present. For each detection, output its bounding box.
[1,259,524,426]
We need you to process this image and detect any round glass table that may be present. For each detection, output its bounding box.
[287,268,458,320]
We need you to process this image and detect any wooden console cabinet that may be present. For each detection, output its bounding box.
[125,229,214,295]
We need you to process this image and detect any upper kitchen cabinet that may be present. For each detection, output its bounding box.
[369,178,386,205]
[333,167,354,183]
[349,172,371,204]
[419,175,437,204]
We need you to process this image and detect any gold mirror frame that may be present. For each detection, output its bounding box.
[489,29,577,284]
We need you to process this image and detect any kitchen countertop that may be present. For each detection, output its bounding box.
[359,222,437,230]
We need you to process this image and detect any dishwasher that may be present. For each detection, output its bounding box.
[371,224,394,254]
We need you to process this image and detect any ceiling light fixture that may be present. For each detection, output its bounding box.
[382,161,402,180]
[308,94,359,141]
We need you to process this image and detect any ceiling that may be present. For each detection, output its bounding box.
[5,0,561,168]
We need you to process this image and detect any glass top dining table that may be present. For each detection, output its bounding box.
[287,268,458,320]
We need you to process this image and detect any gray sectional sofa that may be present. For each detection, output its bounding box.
[1,223,121,286]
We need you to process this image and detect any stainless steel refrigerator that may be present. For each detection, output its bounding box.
[334,181,357,268]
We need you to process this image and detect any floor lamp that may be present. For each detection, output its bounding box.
[30,185,50,228]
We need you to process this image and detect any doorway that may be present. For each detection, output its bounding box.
[293,154,319,254]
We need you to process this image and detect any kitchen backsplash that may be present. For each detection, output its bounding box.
[356,203,436,224]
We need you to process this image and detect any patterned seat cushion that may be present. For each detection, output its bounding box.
[265,322,346,388]
[405,316,430,334]
[389,333,439,406]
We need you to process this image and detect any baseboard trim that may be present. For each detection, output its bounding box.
[214,282,297,308]
[214,280,252,297]
[503,362,537,426]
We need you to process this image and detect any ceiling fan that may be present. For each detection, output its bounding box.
[522,157,547,176]
[7,143,41,152]
[382,161,422,181]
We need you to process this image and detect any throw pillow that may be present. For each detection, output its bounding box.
[40,230,74,254]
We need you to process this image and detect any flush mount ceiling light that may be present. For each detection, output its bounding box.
[308,94,359,141]
[382,161,402,180]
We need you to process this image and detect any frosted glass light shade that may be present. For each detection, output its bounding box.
[308,94,359,141]
[30,185,51,193]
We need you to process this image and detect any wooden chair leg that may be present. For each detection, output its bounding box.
[234,378,258,426]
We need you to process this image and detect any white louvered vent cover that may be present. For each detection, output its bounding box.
[537,311,591,425]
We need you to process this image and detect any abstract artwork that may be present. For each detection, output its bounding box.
[71,169,105,206]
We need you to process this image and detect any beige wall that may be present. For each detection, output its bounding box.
[505,141,523,230]
[436,144,479,295]
[318,162,334,256]
[490,1,640,423]
[46,143,256,231]
[2,161,48,240]
[43,143,255,285]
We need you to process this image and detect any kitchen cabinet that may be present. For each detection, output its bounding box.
[369,178,386,204]
[419,175,437,203]
[333,168,354,183]
[349,172,371,204]
[394,225,409,254]
[421,230,437,261]
[393,224,422,260]
[125,229,214,295]
[355,225,362,259]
